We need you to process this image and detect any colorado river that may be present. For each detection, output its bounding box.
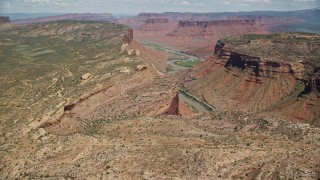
[142,44,200,74]
[179,93,208,113]
[143,43,211,113]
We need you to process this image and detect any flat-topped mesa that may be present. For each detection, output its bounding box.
[168,19,261,37]
[213,33,320,97]
[214,39,304,78]
[233,15,304,32]
[13,13,116,25]
[183,33,319,124]
[178,20,255,27]
[0,16,10,24]
[140,18,172,31]
[234,15,267,21]
[234,15,300,22]
[137,13,163,17]
[146,18,169,24]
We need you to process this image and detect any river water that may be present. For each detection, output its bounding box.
[143,43,209,113]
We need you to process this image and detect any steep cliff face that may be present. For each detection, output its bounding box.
[234,15,304,32]
[311,67,320,92]
[137,13,163,18]
[0,16,10,24]
[183,33,320,126]
[128,12,308,58]
[300,70,320,95]
[165,93,180,115]
[122,29,134,44]
[168,20,263,37]
[178,20,255,27]
[140,18,173,31]
[235,15,302,24]
[156,92,195,116]
[146,18,169,24]
[214,41,304,78]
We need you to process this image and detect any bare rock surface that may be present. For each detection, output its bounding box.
[183,33,320,126]
[81,73,93,80]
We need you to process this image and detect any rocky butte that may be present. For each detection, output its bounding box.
[133,18,268,57]
[139,18,172,31]
[178,20,256,27]
[146,18,169,24]
[168,20,261,37]
[183,32,320,126]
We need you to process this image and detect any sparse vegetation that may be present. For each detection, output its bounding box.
[0,21,134,125]
[0,17,319,180]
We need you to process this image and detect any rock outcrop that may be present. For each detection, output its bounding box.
[168,19,262,37]
[234,15,304,32]
[139,18,173,32]
[137,13,162,18]
[183,33,320,125]
[215,33,319,88]
[166,93,180,115]
[81,73,93,80]
[214,41,304,78]
[122,29,133,44]
[126,10,310,58]
[136,64,148,71]
[178,20,255,27]
[120,42,141,57]
[146,18,169,24]
[300,71,320,95]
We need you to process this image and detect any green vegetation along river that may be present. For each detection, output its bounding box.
[142,43,212,113]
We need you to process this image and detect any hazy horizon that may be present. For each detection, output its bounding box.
[2,8,319,20]
[1,0,319,14]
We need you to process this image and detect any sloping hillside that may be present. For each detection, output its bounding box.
[183,33,320,126]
